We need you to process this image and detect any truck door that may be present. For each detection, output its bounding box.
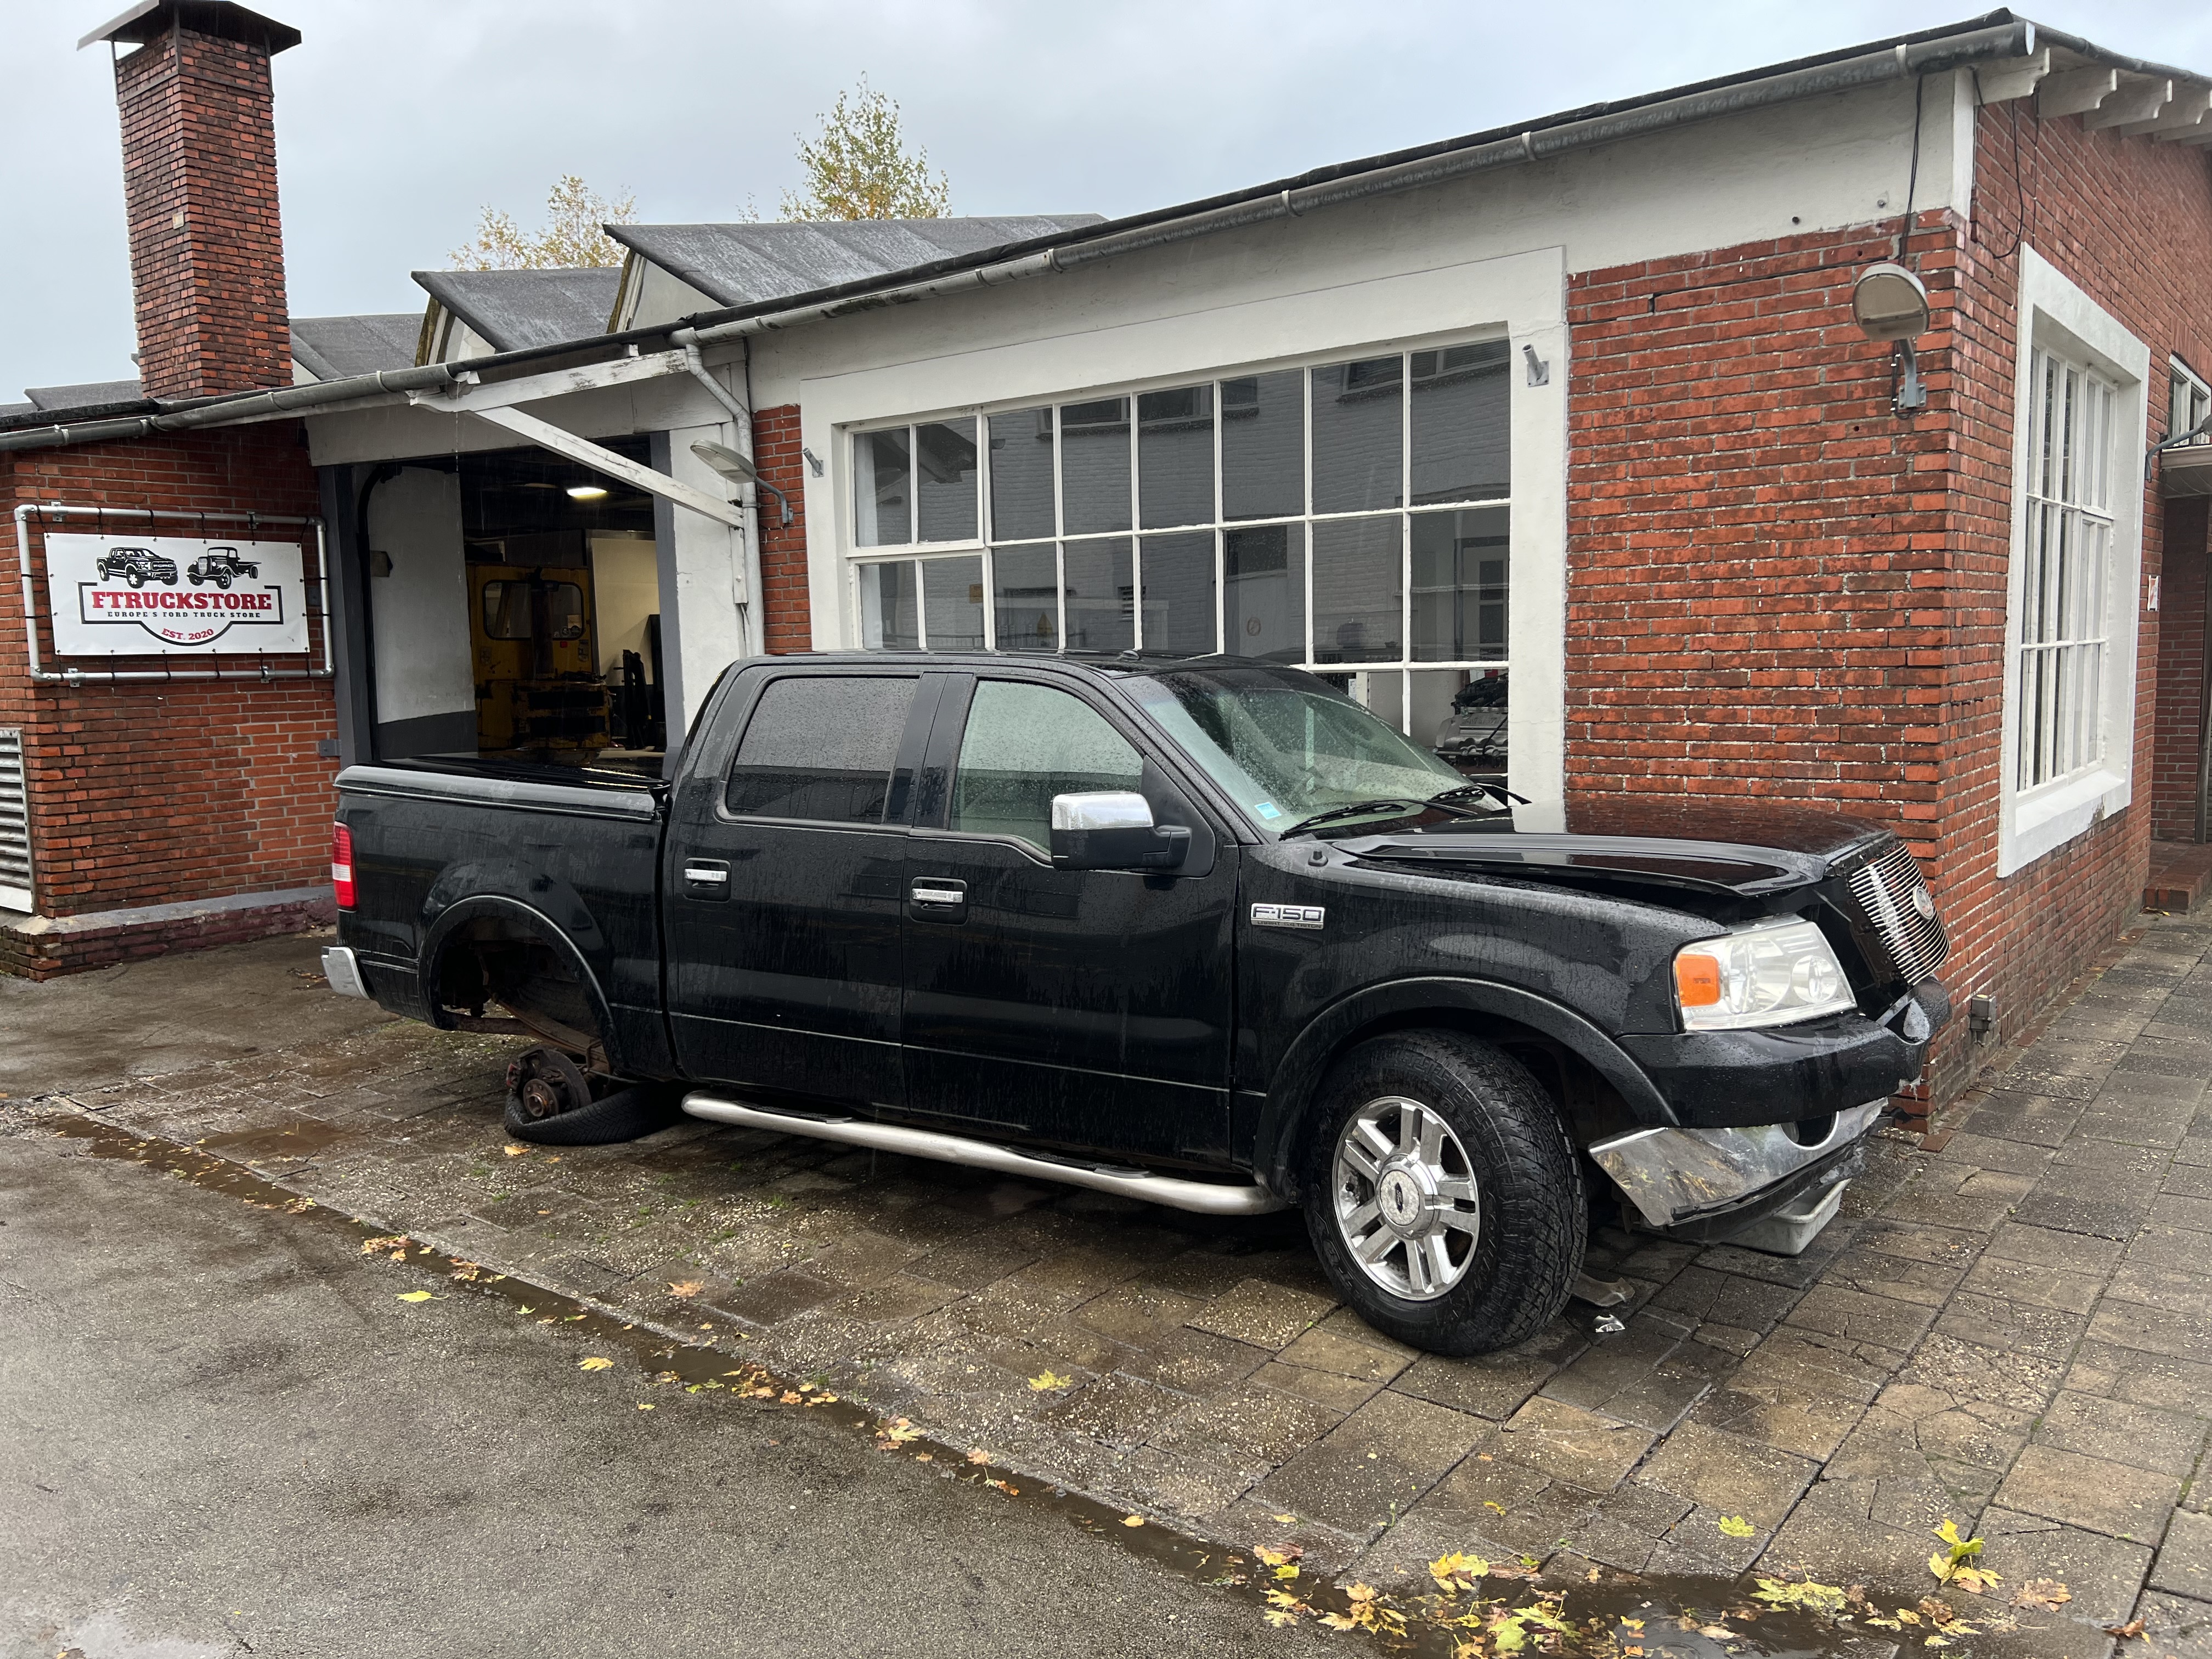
[901,673,1236,1161]
[663,668,936,1108]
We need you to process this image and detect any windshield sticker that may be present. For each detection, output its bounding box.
[1254,802,1282,820]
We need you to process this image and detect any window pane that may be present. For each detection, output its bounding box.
[1312,515,1402,663]
[1410,507,1509,662]
[951,679,1143,851]
[725,675,916,823]
[923,555,985,650]
[1420,668,1508,778]
[1410,341,1510,504]
[1221,370,1303,521]
[1063,537,1133,653]
[988,408,1055,541]
[1060,396,1131,534]
[1140,531,1216,656]
[859,561,919,650]
[1226,522,1305,663]
[481,580,532,640]
[916,419,979,542]
[854,428,911,546]
[1138,384,1214,529]
[1311,356,1403,514]
[991,544,1059,653]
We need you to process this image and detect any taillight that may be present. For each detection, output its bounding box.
[332,822,355,910]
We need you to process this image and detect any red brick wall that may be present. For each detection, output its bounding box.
[1,425,337,933]
[115,25,291,398]
[1566,98,2212,1099]
[2151,495,2206,842]
[751,405,813,652]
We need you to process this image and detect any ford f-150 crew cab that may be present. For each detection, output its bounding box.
[324,651,1952,1355]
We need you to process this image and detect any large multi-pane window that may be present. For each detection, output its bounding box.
[2016,347,2117,792]
[849,340,1513,768]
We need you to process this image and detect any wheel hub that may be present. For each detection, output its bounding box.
[1330,1095,1481,1302]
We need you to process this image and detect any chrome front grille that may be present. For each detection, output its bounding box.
[1845,842,1949,986]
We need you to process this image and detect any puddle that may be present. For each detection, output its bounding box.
[197,1114,359,1162]
[38,1111,2056,1658]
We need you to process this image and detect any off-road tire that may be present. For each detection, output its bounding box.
[503,1079,683,1146]
[1301,1031,1585,1355]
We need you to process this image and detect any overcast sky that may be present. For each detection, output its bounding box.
[7,0,2211,396]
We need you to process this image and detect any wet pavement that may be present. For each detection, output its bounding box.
[5,920,2210,1657]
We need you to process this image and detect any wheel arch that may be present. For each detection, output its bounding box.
[418,894,627,1075]
[1252,977,1677,1199]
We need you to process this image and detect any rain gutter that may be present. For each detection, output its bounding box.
[0,365,459,456]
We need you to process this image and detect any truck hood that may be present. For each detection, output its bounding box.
[1340,799,1890,898]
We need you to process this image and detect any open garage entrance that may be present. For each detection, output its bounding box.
[362,438,667,764]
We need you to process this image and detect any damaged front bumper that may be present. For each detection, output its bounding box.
[1587,1099,1884,1245]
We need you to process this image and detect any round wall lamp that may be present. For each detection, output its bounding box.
[1852,262,1930,414]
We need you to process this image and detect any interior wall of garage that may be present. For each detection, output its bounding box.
[365,465,474,757]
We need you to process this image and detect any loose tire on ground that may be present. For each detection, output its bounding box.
[501,1046,682,1146]
[1301,1030,1585,1356]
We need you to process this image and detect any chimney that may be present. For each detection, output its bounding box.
[81,2,302,400]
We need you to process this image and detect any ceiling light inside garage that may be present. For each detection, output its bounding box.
[566,484,608,500]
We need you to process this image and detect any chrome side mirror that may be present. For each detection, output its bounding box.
[1048,791,1189,871]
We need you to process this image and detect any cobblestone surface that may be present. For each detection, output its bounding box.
[9,917,2210,1657]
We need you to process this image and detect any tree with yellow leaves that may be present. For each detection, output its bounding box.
[449,175,637,270]
[779,78,951,221]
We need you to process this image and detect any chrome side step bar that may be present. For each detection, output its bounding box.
[680,1092,1289,1217]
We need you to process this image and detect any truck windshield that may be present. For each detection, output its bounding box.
[1124,670,1467,836]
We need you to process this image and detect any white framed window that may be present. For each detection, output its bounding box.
[1997,249,2149,877]
[2169,357,2210,448]
[844,338,1513,758]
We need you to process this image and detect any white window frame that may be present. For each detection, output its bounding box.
[1997,249,2149,877]
[797,246,1568,811]
[2169,356,2210,447]
[842,341,1513,687]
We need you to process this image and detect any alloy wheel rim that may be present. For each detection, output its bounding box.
[1330,1095,1481,1301]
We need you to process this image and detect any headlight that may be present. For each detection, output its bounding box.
[1673,918,1855,1031]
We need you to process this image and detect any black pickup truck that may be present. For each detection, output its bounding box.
[325,652,1951,1355]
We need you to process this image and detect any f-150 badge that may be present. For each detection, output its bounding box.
[1251,903,1325,930]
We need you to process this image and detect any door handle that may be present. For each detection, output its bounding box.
[682,860,731,900]
[910,882,966,906]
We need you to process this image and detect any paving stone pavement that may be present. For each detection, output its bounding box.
[9,916,2211,1658]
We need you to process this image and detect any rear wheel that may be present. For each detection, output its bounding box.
[1302,1031,1584,1355]
[502,1045,681,1146]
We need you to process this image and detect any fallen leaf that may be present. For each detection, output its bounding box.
[1699,1628,1731,1640]
[394,1290,436,1303]
[667,1280,705,1297]
[637,1402,654,1411]
[876,1418,923,1448]
[579,1356,614,1371]
[780,1390,803,1404]
[1122,1515,1146,1528]
[1430,1552,1489,1593]
[2103,1620,2145,1640]
[1718,1515,1757,1539]
[986,1479,1018,1496]
[1949,1566,2000,1595]
[2012,1579,2073,1612]
[1027,1370,1074,1392]
[1262,1610,1298,1629]
[913,1452,932,1462]
[1272,1514,1297,1524]
[1484,1500,1508,1514]
[501,1145,528,1156]
[362,1234,406,1255]
[517,1306,533,1314]
[966,1449,992,1465]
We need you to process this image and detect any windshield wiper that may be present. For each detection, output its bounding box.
[1277,799,1424,837]
[1427,781,1530,811]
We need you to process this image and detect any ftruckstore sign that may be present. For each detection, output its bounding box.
[43,534,309,654]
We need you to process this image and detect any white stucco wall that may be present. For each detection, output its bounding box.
[364,466,473,729]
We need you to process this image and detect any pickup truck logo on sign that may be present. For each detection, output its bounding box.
[44,533,309,654]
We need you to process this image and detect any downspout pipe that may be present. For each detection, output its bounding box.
[667,335,771,655]
[0,364,459,455]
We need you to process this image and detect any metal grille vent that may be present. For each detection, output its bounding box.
[0,730,30,912]
[1846,842,1948,986]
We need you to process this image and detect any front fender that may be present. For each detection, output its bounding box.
[1251,975,1677,1199]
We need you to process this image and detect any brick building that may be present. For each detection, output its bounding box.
[4,5,2209,1116]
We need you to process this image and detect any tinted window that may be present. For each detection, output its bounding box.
[724,676,917,823]
[950,680,1143,851]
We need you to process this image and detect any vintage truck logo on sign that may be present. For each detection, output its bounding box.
[44,533,309,654]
